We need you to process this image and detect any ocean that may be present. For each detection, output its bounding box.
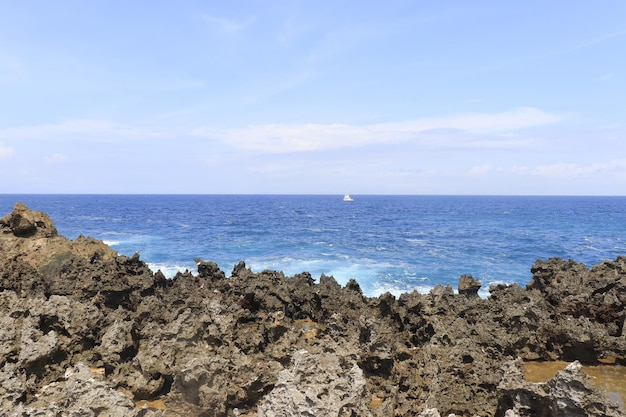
[2,194,625,297]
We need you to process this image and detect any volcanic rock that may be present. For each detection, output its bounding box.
[497,360,623,416]
[0,202,57,238]
[458,274,481,296]
[13,363,140,417]
[257,349,372,416]
[0,202,625,416]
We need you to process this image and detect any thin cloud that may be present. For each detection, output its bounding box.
[595,73,616,82]
[44,153,68,163]
[199,14,256,35]
[467,165,494,177]
[1,108,562,158]
[569,29,626,53]
[241,69,316,105]
[0,119,167,142]
[510,160,626,178]
[531,160,626,178]
[0,143,14,159]
[206,108,563,153]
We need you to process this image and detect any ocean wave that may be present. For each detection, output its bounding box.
[11,194,626,298]
[245,256,382,290]
[481,280,517,297]
[147,262,196,278]
[72,215,110,222]
[369,281,434,298]
[405,238,428,246]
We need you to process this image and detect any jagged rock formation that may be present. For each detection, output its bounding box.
[496,359,623,416]
[0,202,57,238]
[0,202,624,416]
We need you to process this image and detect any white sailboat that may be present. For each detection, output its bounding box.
[343,193,354,202]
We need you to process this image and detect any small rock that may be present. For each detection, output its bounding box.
[0,202,57,238]
[458,274,481,296]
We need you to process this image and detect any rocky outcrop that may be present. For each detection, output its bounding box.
[458,274,481,296]
[257,349,372,417]
[10,363,140,417]
[0,203,625,416]
[0,202,57,238]
[497,360,623,416]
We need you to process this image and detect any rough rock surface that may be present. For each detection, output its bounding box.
[257,349,372,417]
[458,274,482,296]
[0,202,625,416]
[0,202,57,238]
[497,360,623,416]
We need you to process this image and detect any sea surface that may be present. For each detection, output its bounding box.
[2,194,625,297]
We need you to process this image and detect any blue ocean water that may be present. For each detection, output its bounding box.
[2,195,625,297]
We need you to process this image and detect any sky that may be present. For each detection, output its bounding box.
[0,1,625,195]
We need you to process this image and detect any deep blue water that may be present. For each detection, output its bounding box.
[2,195,625,297]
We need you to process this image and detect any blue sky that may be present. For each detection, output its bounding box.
[1,1,625,195]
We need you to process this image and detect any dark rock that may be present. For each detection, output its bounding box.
[0,202,57,238]
[458,274,481,296]
[1,204,626,416]
[232,260,249,277]
[345,278,363,294]
[194,258,226,280]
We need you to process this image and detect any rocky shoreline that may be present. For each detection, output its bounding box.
[1,202,625,416]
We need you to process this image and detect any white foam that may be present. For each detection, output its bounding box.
[368,282,434,298]
[147,262,195,278]
[480,280,518,298]
[247,257,379,288]
[405,238,428,246]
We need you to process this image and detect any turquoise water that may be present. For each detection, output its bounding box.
[2,195,625,297]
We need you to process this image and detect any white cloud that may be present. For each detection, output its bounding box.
[44,153,67,163]
[467,165,494,177]
[201,107,563,153]
[0,108,561,155]
[385,107,561,134]
[199,14,256,35]
[0,107,563,179]
[510,160,626,178]
[0,143,14,159]
[0,119,166,142]
[532,160,626,177]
